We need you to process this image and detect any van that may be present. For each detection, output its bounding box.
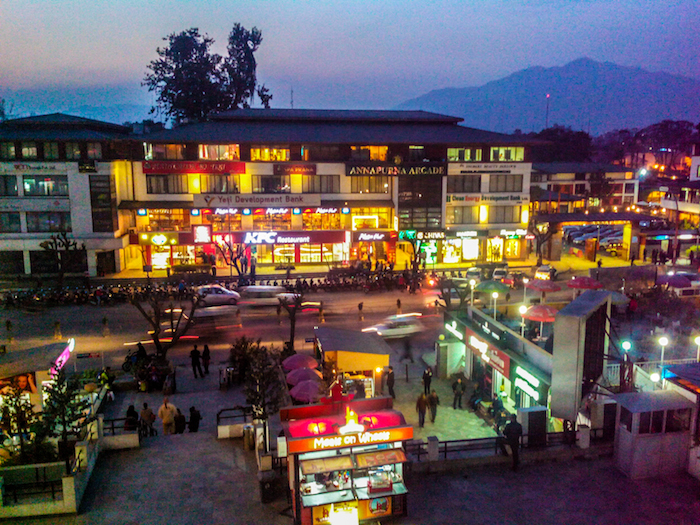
[238,285,298,306]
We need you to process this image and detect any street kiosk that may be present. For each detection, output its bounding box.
[280,396,413,525]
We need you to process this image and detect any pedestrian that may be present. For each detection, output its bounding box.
[99,367,114,401]
[124,405,138,431]
[188,406,202,432]
[140,402,156,436]
[452,377,465,409]
[190,345,204,378]
[416,393,427,428]
[158,397,178,436]
[422,367,432,395]
[386,366,395,399]
[428,390,440,423]
[502,414,523,471]
[174,408,187,434]
[202,344,211,375]
[178,280,186,299]
[402,338,414,363]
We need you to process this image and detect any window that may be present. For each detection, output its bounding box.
[447,175,481,193]
[446,206,479,225]
[0,213,20,233]
[303,211,341,230]
[199,144,240,160]
[0,176,18,196]
[489,206,521,224]
[350,176,391,194]
[490,174,523,193]
[252,210,291,230]
[145,144,184,160]
[624,183,636,194]
[666,408,691,432]
[65,142,81,160]
[302,175,340,193]
[252,175,290,193]
[23,175,69,196]
[87,142,102,160]
[408,146,425,162]
[0,142,16,160]
[250,146,290,162]
[44,142,59,160]
[0,251,24,275]
[350,208,391,229]
[146,174,188,194]
[200,174,240,194]
[575,184,587,194]
[26,212,71,232]
[399,208,441,230]
[447,148,482,162]
[638,410,664,434]
[203,211,241,232]
[301,145,343,162]
[21,142,38,159]
[146,209,190,231]
[490,147,524,162]
[350,146,388,161]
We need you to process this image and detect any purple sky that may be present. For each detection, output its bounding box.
[2,0,699,113]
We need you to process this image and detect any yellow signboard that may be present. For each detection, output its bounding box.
[312,501,359,525]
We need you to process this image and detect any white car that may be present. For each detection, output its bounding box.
[466,267,482,283]
[362,314,424,339]
[492,267,508,282]
[194,285,241,306]
[238,285,299,306]
[534,265,555,281]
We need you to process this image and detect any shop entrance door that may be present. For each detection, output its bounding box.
[486,238,504,262]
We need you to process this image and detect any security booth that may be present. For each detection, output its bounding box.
[314,328,391,399]
[663,363,700,481]
[613,390,694,480]
[279,396,413,525]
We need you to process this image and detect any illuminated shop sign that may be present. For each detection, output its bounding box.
[0,162,65,173]
[468,333,510,378]
[353,232,396,242]
[192,225,212,244]
[303,207,338,214]
[346,162,446,176]
[500,229,528,238]
[142,161,245,174]
[193,193,321,208]
[273,163,316,175]
[287,426,413,454]
[399,230,417,240]
[446,195,481,203]
[514,365,543,402]
[417,231,445,240]
[446,194,528,204]
[445,320,464,340]
[213,208,239,215]
[455,231,479,238]
[221,231,345,245]
[51,338,76,377]
[264,208,289,215]
[139,232,179,246]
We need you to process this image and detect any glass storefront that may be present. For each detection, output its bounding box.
[252,210,292,230]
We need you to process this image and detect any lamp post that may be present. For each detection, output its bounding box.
[492,292,499,320]
[695,336,700,363]
[621,341,631,352]
[658,336,669,385]
[523,277,529,305]
[469,279,476,307]
[519,305,527,337]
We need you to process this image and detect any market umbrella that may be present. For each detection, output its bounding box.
[474,280,510,294]
[286,367,323,386]
[522,304,558,340]
[567,276,604,290]
[524,279,561,304]
[289,380,323,403]
[608,291,631,306]
[656,274,692,288]
[282,353,319,371]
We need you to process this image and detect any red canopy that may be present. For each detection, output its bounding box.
[290,380,324,403]
[567,276,604,290]
[522,304,558,323]
[525,280,562,293]
[286,367,323,386]
[282,353,319,371]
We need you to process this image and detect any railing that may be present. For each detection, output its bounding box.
[605,358,697,387]
[0,462,66,505]
[216,405,254,426]
[102,417,139,436]
[3,479,63,504]
[405,432,569,462]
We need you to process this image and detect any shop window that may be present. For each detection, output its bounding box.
[0,212,21,233]
[447,147,482,162]
[490,147,524,162]
[198,144,240,160]
[302,175,340,193]
[666,408,691,432]
[252,175,290,193]
[351,207,391,229]
[302,211,341,230]
[200,174,240,194]
[447,175,481,193]
[0,176,18,196]
[273,244,295,264]
[350,176,391,194]
[30,250,59,273]
[146,209,190,231]
[486,237,503,262]
[446,206,479,225]
[204,211,242,232]
[87,142,103,160]
[399,207,441,229]
[21,142,38,159]
[0,142,16,160]
[490,174,523,193]
[145,143,184,160]
[0,251,24,274]
[23,175,69,196]
[65,142,81,160]
[504,238,521,259]
[408,145,425,161]
[44,142,59,160]
[489,206,521,224]
[300,243,322,263]
[250,146,290,162]
[301,145,342,161]
[350,145,388,161]
[252,210,291,230]
[26,212,71,232]
[146,174,188,194]
[461,238,479,261]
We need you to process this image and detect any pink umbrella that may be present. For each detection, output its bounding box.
[567,276,604,290]
[282,353,319,371]
[656,274,692,288]
[525,280,561,293]
[286,367,323,386]
[522,304,558,323]
[289,380,324,403]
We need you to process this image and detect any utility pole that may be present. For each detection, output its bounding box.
[545,93,550,129]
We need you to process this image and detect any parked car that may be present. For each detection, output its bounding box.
[492,267,508,282]
[502,271,525,289]
[362,314,424,339]
[194,285,240,306]
[466,267,482,283]
[534,265,556,281]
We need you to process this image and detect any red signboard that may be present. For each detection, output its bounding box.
[142,161,245,174]
[464,327,511,379]
[287,426,413,454]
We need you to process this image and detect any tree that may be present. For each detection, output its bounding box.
[221,24,262,109]
[0,97,13,122]
[528,216,557,266]
[41,369,93,472]
[214,238,244,276]
[634,120,696,173]
[39,231,87,290]
[586,171,614,207]
[528,125,592,163]
[279,294,305,354]
[0,383,42,464]
[130,290,197,357]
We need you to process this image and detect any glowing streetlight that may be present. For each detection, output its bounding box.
[695,335,700,362]
[469,279,476,306]
[519,304,528,337]
[523,277,529,305]
[650,372,661,383]
[621,341,631,352]
[658,336,669,384]
[492,292,499,319]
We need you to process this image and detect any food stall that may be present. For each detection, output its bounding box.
[314,327,391,398]
[280,396,413,525]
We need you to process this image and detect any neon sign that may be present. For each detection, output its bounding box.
[192,225,212,244]
[445,321,464,340]
[213,208,239,215]
[51,338,76,377]
[358,233,386,241]
[515,377,540,401]
[339,407,365,435]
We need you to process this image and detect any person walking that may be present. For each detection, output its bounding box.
[124,405,138,431]
[428,390,440,423]
[174,408,187,434]
[158,398,178,436]
[416,393,427,428]
[422,367,433,395]
[386,366,395,399]
[188,406,202,432]
[202,344,211,375]
[190,345,204,379]
[502,415,523,471]
[140,402,156,436]
[452,377,465,410]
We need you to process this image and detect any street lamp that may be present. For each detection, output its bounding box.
[695,336,700,362]
[523,277,529,305]
[519,305,528,337]
[621,341,631,352]
[492,292,499,320]
[658,336,669,384]
[469,279,476,306]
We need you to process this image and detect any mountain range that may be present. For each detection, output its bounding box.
[395,58,700,135]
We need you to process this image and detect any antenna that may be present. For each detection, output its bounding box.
[290,87,294,109]
[545,93,550,129]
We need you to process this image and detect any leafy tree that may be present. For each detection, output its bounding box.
[586,171,614,206]
[240,338,283,421]
[130,290,197,357]
[0,382,41,464]
[528,216,557,266]
[39,231,87,290]
[0,97,12,122]
[528,125,592,163]
[634,120,696,173]
[221,24,262,109]
[41,369,93,471]
[279,294,305,353]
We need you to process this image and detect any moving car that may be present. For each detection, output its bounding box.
[502,271,525,289]
[238,285,298,306]
[194,285,240,306]
[362,314,424,339]
[534,265,556,281]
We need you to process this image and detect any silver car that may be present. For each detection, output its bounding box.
[195,285,241,306]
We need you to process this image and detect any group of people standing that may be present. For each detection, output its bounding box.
[124,398,202,436]
[190,345,211,379]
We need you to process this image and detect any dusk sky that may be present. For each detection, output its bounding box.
[2,0,699,115]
